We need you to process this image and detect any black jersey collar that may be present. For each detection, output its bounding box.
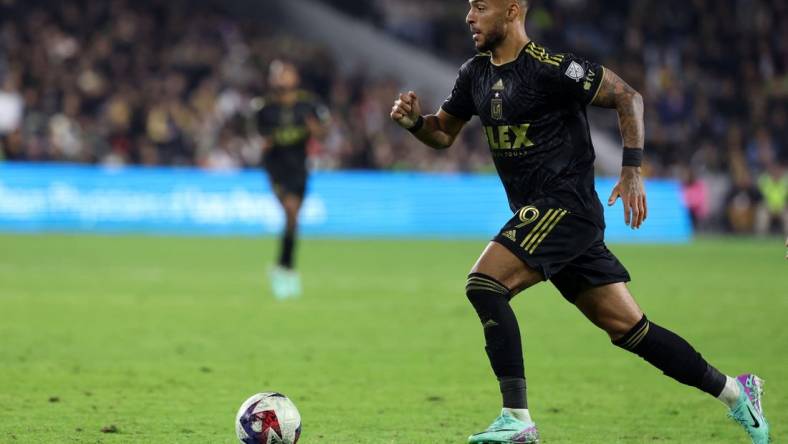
[488,40,533,68]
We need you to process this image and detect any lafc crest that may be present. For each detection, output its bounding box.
[491,78,504,120]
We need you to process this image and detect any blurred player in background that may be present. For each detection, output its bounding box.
[256,60,327,299]
[391,0,770,443]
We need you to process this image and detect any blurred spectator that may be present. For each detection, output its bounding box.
[0,73,23,135]
[724,133,760,232]
[681,166,709,229]
[725,170,762,234]
[755,164,788,236]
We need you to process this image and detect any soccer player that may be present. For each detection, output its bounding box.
[390,1,770,443]
[256,60,327,299]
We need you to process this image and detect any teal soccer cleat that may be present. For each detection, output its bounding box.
[268,266,300,299]
[729,374,770,444]
[468,410,539,444]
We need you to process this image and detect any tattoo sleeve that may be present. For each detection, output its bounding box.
[591,67,644,149]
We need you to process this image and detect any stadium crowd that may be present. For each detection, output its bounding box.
[0,0,785,233]
[324,0,788,233]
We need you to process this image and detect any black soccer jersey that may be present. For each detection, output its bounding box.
[256,91,323,171]
[442,41,606,228]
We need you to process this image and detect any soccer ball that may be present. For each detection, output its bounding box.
[236,392,301,444]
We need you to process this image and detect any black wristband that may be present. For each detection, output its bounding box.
[622,147,643,167]
[407,115,424,134]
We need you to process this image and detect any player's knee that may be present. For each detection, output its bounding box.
[606,325,632,341]
[597,316,639,341]
[284,203,299,217]
[466,273,512,304]
[611,314,648,346]
[609,310,644,340]
[283,206,299,226]
[285,212,298,228]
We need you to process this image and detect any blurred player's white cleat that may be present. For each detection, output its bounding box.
[268,266,291,300]
[268,266,301,299]
[285,268,302,298]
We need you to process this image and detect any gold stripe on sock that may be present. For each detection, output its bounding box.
[468,275,505,287]
[466,277,509,295]
[622,322,650,349]
[466,282,508,295]
[626,323,650,349]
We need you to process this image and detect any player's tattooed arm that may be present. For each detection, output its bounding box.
[390,91,466,149]
[593,68,648,229]
[591,67,644,149]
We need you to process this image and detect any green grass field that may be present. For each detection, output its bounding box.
[0,234,785,443]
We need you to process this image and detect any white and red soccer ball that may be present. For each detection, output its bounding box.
[236,392,301,444]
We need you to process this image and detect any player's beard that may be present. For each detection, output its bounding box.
[476,21,507,53]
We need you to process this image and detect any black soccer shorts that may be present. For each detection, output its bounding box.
[492,199,630,303]
[264,159,307,200]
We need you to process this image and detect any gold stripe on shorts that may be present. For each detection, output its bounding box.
[527,209,568,254]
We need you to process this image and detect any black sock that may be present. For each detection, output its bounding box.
[499,377,527,409]
[466,273,527,409]
[278,231,296,269]
[614,315,727,397]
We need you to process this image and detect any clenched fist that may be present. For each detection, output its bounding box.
[390,91,422,129]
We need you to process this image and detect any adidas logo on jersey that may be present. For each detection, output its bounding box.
[502,230,517,241]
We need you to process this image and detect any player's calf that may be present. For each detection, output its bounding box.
[613,315,728,396]
[466,274,534,423]
[466,273,525,395]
